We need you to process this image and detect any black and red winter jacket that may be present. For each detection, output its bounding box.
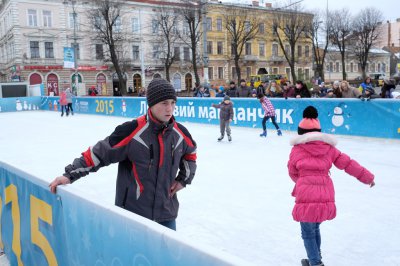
[63,111,197,222]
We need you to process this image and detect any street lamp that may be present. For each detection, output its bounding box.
[63,0,79,95]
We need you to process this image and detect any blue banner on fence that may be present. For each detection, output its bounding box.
[40,96,400,139]
[0,163,67,266]
[0,97,41,113]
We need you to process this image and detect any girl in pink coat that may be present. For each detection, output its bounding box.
[287,106,375,266]
[59,89,68,117]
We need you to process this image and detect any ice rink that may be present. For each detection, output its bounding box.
[1,111,399,265]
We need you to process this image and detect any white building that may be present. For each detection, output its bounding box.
[0,0,197,95]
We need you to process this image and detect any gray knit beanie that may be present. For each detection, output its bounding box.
[146,78,177,107]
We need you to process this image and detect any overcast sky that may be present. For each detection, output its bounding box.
[220,0,399,21]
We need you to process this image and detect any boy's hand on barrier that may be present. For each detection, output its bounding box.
[49,176,71,194]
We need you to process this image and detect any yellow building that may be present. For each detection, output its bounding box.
[204,1,313,86]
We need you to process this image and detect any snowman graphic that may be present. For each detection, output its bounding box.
[331,106,344,127]
[122,99,127,115]
[16,99,23,111]
[23,101,28,110]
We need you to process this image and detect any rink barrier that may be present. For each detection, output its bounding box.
[0,161,249,266]
[38,96,400,139]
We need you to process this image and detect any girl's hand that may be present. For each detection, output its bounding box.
[370,181,375,188]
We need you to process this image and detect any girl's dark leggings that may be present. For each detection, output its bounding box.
[262,116,279,131]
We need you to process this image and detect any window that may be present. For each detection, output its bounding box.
[153,44,160,59]
[216,18,222,31]
[28,9,37,27]
[329,62,333,72]
[43,10,52,27]
[305,69,310,80]
[208,67,213,80]
[259,43,265,57]
[172,19,179,35]
[132,17,139,33]
[285,44,290,55]
[184,47,190,61]
[382,63,386,72]
[96,44,104,60]
[231,44,235,55]
[207,41,213,54]
[30,41,40,58]
[217,41,223,55]
[45,42,54,58]
[272,43,278,57]
[218,67,223,79]
[113,17,122,32]
[132,45,139,60]
[246,67,251,79]
[350,62,354,72]
[305,45,309,57]
[183,22,190,35]
[245,43,251,55]
[370,63,375,72]
[71,43,80,59]
[206,17,212,31]
[336,62,340,72]
[297,45,302,57]
[273,67,278,74]
[152,19,159,34]
[174,46,180,60]
[259,23,265,34]
[232,67,237,79]
[244,21,251,33]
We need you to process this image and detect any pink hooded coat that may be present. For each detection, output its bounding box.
[288,132,374,223]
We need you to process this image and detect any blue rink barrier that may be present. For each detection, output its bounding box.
[0,97,41,112]
[41,96,400,139]
[0,161,248,266]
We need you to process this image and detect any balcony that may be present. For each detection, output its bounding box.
[243,55,258,61]
[267,55,285,63]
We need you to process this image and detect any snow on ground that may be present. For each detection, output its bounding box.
[1,111,399,265]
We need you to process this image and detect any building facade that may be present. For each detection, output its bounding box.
[0,0,197,96]
[204,0,314,86]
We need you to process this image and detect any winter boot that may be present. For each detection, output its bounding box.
[277,129,282,136]
[259,130,267,137]
[218,135,224,141]
[301,259,310,266]
[228,135,232,142]
[301,259,324,266]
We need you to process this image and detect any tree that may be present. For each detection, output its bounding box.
[352,7,383,79]
[329,8,352,80]
[155,7,181,82]
[177,0,203,89]
[87,0,128,95]
[309,10,330,81]
[223,5,261,84]
[271,5,313,82]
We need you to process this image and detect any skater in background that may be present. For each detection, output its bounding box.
[59,88,68,117]
[49,78,197,231]
[212,95,234,142]
[257,93,282,137]
[288,106,375,266]
[65,87,74,116]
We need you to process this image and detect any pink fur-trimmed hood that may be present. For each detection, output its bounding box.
[290,132,338,146]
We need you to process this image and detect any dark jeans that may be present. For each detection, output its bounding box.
[61,105,67,115]
[262,116,279,131]
[66,103,73,115]
[300,222,322,266]
[158,220,176,231]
